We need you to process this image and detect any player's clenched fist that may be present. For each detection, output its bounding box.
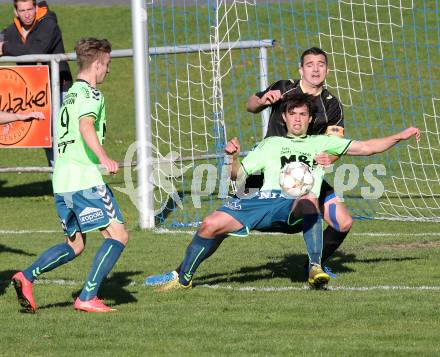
[258,90,282,106]
[100,156,119,174]
[398,127,420,141]
[225,137,240,158]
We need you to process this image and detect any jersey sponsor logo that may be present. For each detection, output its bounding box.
[280,147,291,155]
[280,154,312,168]
[224,200,242,210]
[62,93,77,105]
[257,191,282,199]
[81,87,90,98]
[79,207,104,224]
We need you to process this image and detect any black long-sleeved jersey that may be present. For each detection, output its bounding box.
[255,79,344,137]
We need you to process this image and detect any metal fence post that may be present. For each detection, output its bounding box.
[259,46,269,138]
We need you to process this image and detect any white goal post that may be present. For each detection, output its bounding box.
[0,0,274,229]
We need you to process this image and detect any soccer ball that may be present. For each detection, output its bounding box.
[279,161,314,198]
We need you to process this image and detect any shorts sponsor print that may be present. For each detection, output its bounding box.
[55,185,124,236]
[79,207,104,224]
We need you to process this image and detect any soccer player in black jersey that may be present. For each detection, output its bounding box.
[246,47,350,270]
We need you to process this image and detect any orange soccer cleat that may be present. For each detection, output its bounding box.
[74,297,116,313]
[11,272,36,313]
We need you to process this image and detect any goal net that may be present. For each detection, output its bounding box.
[144,0,439,226]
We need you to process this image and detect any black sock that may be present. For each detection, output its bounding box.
[321,226,349,265]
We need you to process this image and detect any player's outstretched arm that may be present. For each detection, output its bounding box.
[79,116,119,174]
[224,137,243,181]
[346,127,420,156]
[0,111,45,124]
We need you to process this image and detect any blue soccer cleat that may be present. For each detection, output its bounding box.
[144,270,178,286]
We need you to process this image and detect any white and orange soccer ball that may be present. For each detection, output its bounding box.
[279,161,314,198]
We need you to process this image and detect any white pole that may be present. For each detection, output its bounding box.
[131,0,155,228]
[50,60,60,161]
[259,46,269,138]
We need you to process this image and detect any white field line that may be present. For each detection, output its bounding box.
[1,228,440,237]
[202,284,440,292]
[2,278,440,292]
[151,230,440,237]
[0,230,59,234]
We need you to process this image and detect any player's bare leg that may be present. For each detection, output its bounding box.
[66,232,87,255]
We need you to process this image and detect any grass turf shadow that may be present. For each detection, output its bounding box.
[0,244,36,257]
[35,271,141,311]
[0,179,53,198]
[0,269,19,296]
[70,270,141,306]
[195,251,421,286]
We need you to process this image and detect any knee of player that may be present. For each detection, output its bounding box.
[73,246,85,256]
[199,217,219,237]
[338,214,353,232]
[66,238,85,256]
[116,228,129,246]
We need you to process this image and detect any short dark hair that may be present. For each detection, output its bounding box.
[74,38,112,71]
[280,93,317,119]
[300,47,328,67]
[14,0,36,9]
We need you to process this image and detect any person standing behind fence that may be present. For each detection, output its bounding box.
[0,0,72,168]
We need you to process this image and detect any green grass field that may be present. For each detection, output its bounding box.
[1,221,440,356]
[1,2,440,356]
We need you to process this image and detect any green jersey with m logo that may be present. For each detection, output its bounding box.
[241,134,353,196]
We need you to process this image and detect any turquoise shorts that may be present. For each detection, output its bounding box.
[217,190,295,236]
[54,184,124,237]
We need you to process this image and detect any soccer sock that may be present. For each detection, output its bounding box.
[78,238,125,301]
[302,214,323,267]
[178,234,221,285]
[175,236,225,273]
[321,226,349,265]
[22,243,76,282]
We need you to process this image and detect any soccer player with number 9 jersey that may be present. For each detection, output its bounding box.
[12,38,129,313]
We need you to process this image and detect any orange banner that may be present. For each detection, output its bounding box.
[0,66,52,148]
